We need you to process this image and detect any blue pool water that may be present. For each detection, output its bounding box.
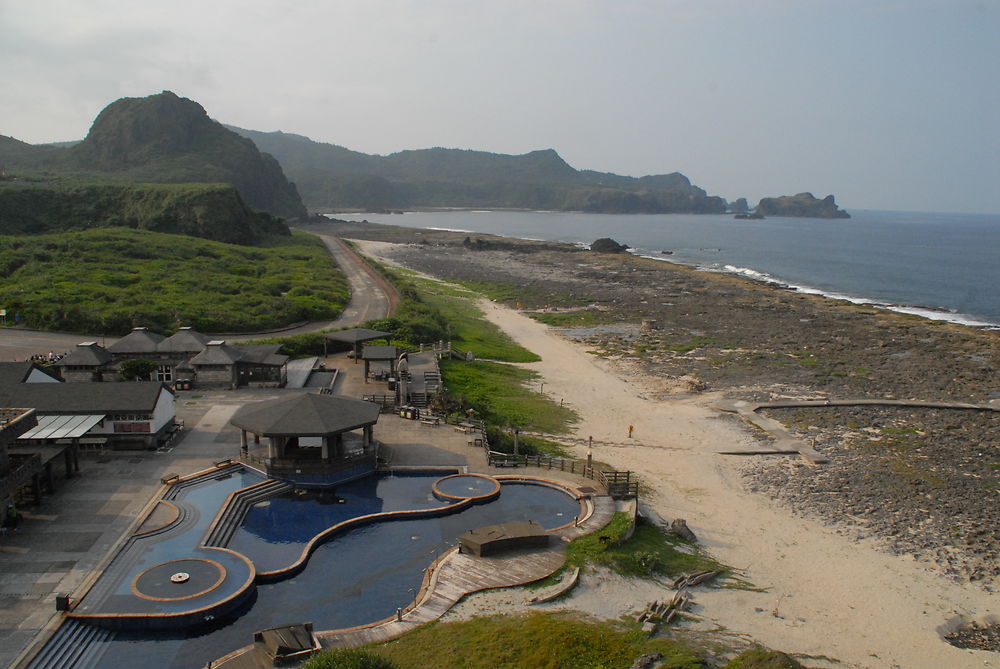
[82,474,581,669]
[230,471,452,574]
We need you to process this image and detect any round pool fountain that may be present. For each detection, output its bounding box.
[431,473,501,503]
[131,558,226,602]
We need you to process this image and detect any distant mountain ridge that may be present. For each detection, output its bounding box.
[1,91,306,220]
[227,126,727,214]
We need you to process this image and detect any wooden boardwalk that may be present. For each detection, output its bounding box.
[315,493,617,649]
[714,397,1000,465]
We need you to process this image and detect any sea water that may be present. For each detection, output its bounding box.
[334,209,1000,328]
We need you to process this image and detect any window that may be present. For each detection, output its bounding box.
[156,365,173,382]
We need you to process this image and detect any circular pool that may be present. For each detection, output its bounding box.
[131,558,226,602]
[431,473,501,502]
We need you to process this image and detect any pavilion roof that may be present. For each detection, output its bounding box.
[324,328,392,344]
[230,392,380,437]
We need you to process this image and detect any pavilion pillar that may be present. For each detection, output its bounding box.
[321,436,330,461]
[45,461,54,494]
[31,474,42,504]
[363,425,373,447]
[364,359,370,383]
[64,448,73,478]
[268,437,278,459]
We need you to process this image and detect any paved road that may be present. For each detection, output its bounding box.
[0,231,396,355]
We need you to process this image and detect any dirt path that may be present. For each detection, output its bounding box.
[473,298,998,669]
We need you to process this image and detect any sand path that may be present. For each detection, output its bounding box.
[359,240,997,669]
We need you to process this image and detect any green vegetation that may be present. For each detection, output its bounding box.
[118,359,157,381]
[399,274,539,362]
[373,612,704,669]
[721,647,805,669]
[529,310,622,327]
[483,428,568,457]
[438,359,576,434]
[0,181,288,244]
[0,228,348,334]
[302,648,400,669]
[359,266,535,359]
[1,91,306,219]
[563,514,726,582]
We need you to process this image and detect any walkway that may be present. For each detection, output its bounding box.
[314,494,616,649]
[713,397,1000,464]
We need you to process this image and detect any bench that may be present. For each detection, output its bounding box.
[420,418,440,426]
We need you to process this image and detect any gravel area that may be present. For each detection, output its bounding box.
[742,405,999,587]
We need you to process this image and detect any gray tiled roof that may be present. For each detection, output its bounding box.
[158,327,210,354]
[230,392,379,436]
[106,328,165,354]
[189,342,245,365]
[55,343,114,367]
[0,365,169,413]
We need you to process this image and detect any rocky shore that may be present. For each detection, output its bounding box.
[312,218,999,654]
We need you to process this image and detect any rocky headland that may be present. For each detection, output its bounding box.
[756,192,851,218]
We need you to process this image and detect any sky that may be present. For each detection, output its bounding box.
[2,1,998,214]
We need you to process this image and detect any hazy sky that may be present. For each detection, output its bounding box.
[2,1,998,213]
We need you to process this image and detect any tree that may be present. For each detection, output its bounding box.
[118,358,158,381]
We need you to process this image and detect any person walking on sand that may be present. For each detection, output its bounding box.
[627,424,634,438]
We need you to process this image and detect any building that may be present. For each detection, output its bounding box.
[54,326,289,390]
[0,362,176,451]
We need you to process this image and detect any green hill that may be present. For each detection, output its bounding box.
[0,91,306,220]
[228,127,727,214]
[0,181,288,244]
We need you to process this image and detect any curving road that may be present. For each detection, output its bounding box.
[0,231,397,357]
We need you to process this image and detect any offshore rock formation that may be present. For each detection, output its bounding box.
[755,192,850,219]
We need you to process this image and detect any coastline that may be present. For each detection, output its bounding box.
[323,209,1000,331]
[312,218,999,667]
[634,253,1000,330]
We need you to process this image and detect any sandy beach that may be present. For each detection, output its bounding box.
[344,229,999,669]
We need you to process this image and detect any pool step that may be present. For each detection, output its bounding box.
[25,619,112,669]
[203,479,292,548]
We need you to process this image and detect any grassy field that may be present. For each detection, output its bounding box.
[0,228,348,334]
[438,359,577,434]
[373,612,705,669]
[392,272,539,362]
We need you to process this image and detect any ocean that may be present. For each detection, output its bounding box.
[333,209,1000,329]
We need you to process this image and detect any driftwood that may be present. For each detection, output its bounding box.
[636,592,693,635]
[671,570,720,590]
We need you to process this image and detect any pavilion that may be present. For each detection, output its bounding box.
[230,393,381,486]
[323,328,392,361]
